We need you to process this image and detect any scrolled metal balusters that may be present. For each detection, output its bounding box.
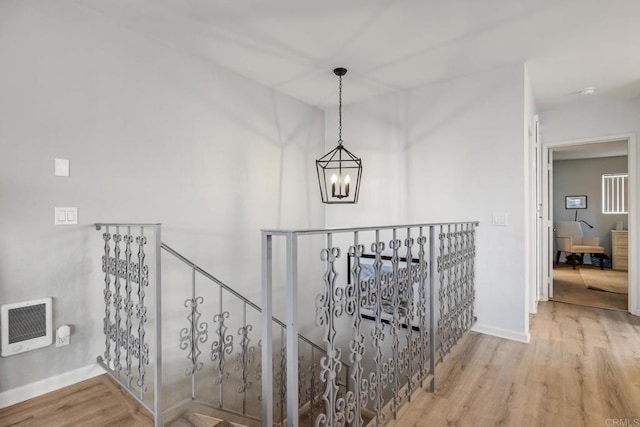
[347,242,365,427]
[235,325,255,392]
[368,239,386,424]
[180,297,209,376]
[437,227,451,357]
[123,232,134,388]
[135,234,150,393]
[437,223,477,358]
[404,233,418,402]
[315,238,355,427]
[389,235,402,416]
[112,231,123,371]
[211,311,233,385]
[102,230,113,367]
[99,227,151,395]
[415,233,429,386]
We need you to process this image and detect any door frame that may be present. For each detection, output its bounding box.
[542,146,554,300]
[539,133,637,315]
[528,115,541,314]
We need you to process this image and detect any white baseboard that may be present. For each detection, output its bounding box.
[472,323,531,344]
[0,363,104,409]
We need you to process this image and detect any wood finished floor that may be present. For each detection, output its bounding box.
[0,374,153,426]
[390,301,640,426]
[552,265,628,311]
[2,301,640,426]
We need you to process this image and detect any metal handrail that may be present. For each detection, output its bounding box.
[262,220,480,236]
[161,243,336,360]
[95,223,161,229]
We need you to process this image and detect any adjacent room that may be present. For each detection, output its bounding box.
[551,142,629,311]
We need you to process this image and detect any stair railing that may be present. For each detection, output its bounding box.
[95,223,163,426]
[95,221,478,427]
[161,242,349,425]
[262,221,479,427]
[95,223,349,427]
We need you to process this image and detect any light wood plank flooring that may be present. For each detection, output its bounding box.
[0,374,153,426]
[2,301,639,426]
[552,265,627,311]
[390,301,640,426]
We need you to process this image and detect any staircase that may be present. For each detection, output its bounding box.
[95,221,478,426]
[168,408,255,427]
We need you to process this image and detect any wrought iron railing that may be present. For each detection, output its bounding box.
[95,223,163,425]
[261,221,478,426]
[95,223,348,427]
[161,243,348,426]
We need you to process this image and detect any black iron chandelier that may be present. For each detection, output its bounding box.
[316,68,362,204]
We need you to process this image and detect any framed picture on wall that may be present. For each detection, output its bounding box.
[565,195,587,209]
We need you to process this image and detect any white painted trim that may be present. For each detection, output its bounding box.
[472,323,531,344]
[535,117,544,306]
[541,146,551,301]
[524,118,532,320]
[628,133,638,315]
[527,115,541,314]
[0,363,103,409]
[540,132,638,316]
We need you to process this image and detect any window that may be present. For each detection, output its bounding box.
[602,173,628,214]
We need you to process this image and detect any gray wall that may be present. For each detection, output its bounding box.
[325,63,531,340]
[0,0,324,393]
[0,0,540,397]
[553,156,628,257]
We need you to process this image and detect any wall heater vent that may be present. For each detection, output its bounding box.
[1,297,52,357]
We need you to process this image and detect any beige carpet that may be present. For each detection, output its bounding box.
[580,268,628,294]
[552,266,628,311]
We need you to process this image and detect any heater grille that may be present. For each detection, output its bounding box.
[1,297,52,357]
[8,304,47,344]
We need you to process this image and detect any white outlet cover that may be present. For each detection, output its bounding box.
[55,325,70,347]
[54,158,69,177]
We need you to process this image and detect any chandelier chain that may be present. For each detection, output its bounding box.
[338,74,343,145]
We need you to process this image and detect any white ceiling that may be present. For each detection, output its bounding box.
[75,0,640,111]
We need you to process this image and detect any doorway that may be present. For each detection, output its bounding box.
[539,134,638,315]
[551,143,628,310]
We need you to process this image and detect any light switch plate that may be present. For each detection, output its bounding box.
[54,158,70,177]
[54,207,78,225]
[492,212,508,226]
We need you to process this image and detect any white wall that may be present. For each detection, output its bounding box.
[0,0,325,395]
[0,0,546,401]
[540,99,640,142]
[325,63,530,342]
[540,98,640,312]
